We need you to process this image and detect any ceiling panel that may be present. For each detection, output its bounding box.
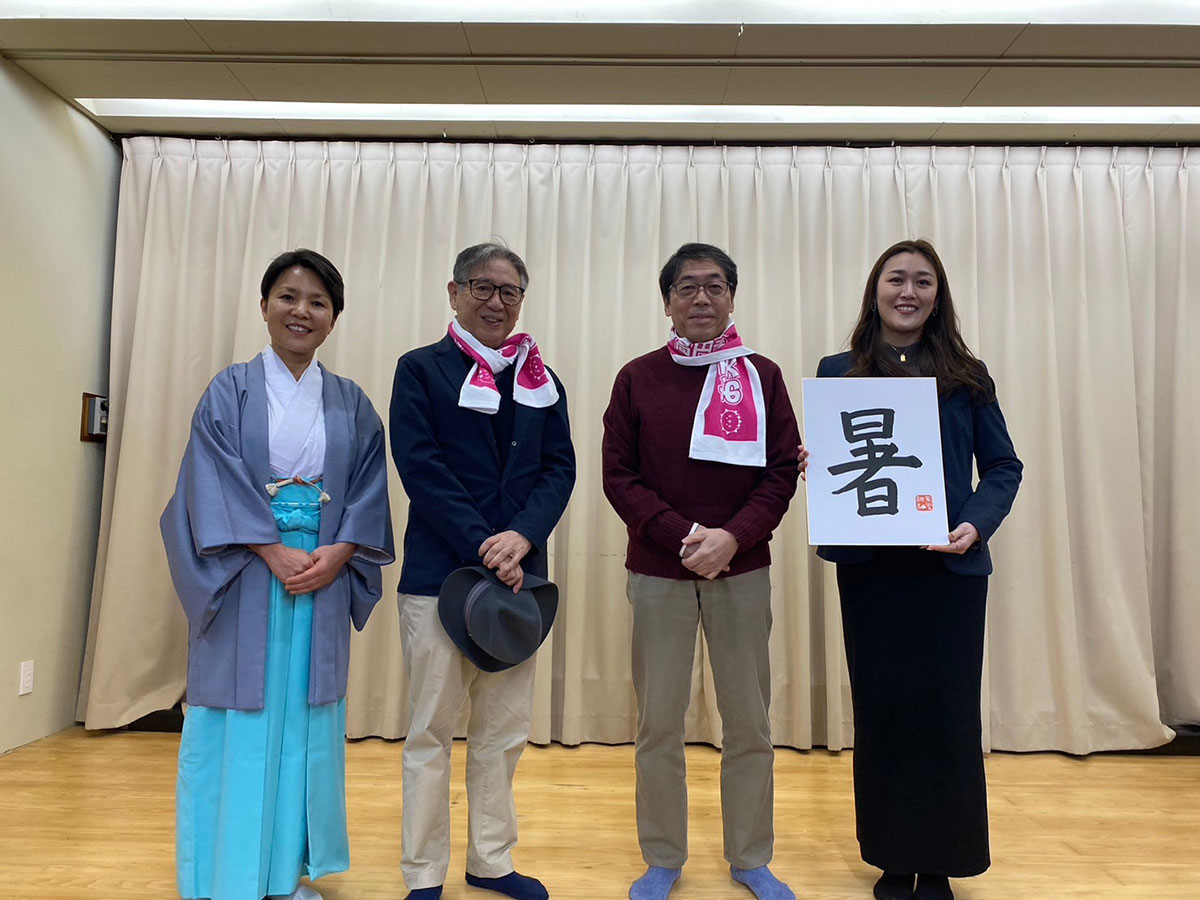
[724,67,988,106]
[464,23,739,57]
[0,19,211,52]
[734,24,1026,59]
[478,65,730,104]
[964,67,1200,106]
[228,62,486,103]
[190,21,472,55]
[1004,25,1200,59]
[16,59,253,99]
[4,15,1197,144]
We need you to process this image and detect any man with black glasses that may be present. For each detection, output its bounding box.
[602,243,800,900]
[389,242,576,900]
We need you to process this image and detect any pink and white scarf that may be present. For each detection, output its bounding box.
[449,320,559,414]
[667,322,766,467]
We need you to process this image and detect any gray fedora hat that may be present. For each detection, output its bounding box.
[437,566,558,672]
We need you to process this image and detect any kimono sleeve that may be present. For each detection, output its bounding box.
[335,388,396,631]
[160,372,279,635]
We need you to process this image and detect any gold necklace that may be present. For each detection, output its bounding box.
[886,342,911,363]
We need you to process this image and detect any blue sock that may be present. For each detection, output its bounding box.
[465,870,548,900]
[405,888,443,900]
[630,866,682,900]
[730,865,795,900]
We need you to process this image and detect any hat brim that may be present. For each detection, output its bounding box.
[437,566,558,672]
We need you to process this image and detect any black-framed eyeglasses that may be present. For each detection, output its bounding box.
[671,280,731,301]
[461,279,525,306]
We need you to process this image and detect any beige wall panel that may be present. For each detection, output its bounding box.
[478,64,730,104]
[494,121,717,142]
[88,115,292,137]
[272,119,500,140]
[965,67,1200,105]
[228,62,486,102]
[711,122,939,142]
[1151,123,1200,140]
[464,23,739,57]
[928,122,1174,142]
[0,19,210,53]
[191,20,472,55]
[0,58,119,754]
[725,66,988,105]
[734,24,1025,58]
[14,59,252,100]
[92,117,502,140]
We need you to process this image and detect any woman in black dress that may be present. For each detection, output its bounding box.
[813,239,1022,900]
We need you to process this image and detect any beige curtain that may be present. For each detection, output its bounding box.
[77,138,1198,754]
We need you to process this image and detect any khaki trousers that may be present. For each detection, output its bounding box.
[628,568,775,869]
[398,592,536,889]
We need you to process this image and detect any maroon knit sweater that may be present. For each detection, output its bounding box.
[602,346,801,579]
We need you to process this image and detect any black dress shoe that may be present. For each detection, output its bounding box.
[913,874,953,900]
[873,871,915,900]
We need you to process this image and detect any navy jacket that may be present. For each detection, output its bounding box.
[389,333,576,595]
[815,351,1022,576]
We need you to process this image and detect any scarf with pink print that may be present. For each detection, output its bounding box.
[449,320,559,414]
[666,322,766,467]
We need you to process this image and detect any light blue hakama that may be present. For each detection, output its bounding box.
[176,484,348,900]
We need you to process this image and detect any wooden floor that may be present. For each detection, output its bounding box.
[1,729,1198,899]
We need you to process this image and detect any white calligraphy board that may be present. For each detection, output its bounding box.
[801,377,948,546]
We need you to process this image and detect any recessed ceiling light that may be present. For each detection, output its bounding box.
[15,1,1200,25]
[75,99,1200,126]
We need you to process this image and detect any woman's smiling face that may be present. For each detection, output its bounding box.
[260,265,336,375]
[874,251,937,346]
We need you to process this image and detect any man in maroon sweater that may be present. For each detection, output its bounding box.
[602,243,800,900]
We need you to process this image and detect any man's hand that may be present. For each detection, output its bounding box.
[479,530,533,593]
[282,542,357,595]
[249,542,313,583]
[797,441,810,481]
[493,562,526,593]
[680,526,739,580]
[925,522,980,555]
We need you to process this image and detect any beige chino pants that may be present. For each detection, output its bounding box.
[398,592,536,890]
[628,568,776,870]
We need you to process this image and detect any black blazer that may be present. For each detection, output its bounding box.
[814,351,1022,576]
[389,334,576,595]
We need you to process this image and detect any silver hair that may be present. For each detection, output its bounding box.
[452,242,530,290]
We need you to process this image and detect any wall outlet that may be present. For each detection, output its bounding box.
[18,660,33,696]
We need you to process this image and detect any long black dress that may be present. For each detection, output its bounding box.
[819,344,1021,878]
[838,547,990,876]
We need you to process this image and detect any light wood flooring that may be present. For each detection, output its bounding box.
[1,728,1198,898]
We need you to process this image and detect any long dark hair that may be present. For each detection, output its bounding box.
[847,239,994,402]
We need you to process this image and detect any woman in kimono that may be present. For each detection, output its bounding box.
[161,249,394,900]
[809,240,1022,900]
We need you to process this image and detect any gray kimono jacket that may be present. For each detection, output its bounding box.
[161,354,394,710]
